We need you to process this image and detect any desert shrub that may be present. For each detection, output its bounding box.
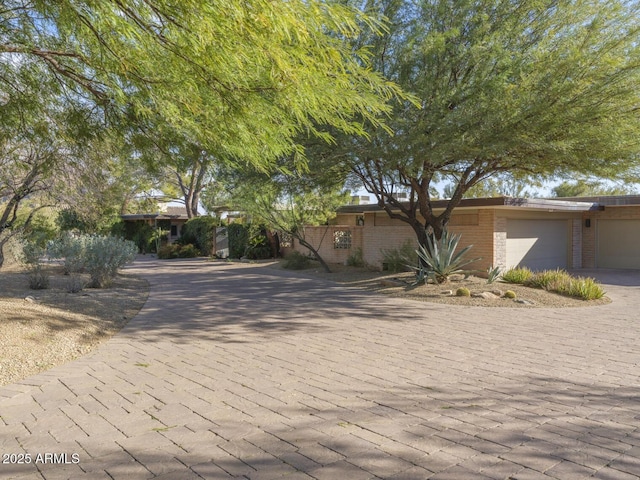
[27,267,49,290]
[525,269,572,291]
[49,234,136,287]
[82,235,137,288]
[456,287,470,297]
[557,276,606,300]
[381,239,416,272]
[66,274,85,293]
[346,247,365,267]
[415,231,480,284]
[282,251,313,270]
[501,266,533,284]
[228,223,249,259]
[504,290,517,299]
[179,216,218,255]
[47,232,86,274]
[20,240,50,290]
[158,244,179,259]
[177,244,199,258]
[486,265,502,284]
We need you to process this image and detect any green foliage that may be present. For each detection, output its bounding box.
[342,0,640,248]
[552,179,636,198]
[501,267,533,284]
[47,234,137,288]
[120,222,155,254]
[28,267,50,290]
[486,266,502,284]
[20,241,46,268]
[443,175,543,199]
[282,251,313,270]
[244,227,272,260]
[20,239,50,290]
[557,277,606,301]
[525,269,573,291]
[228,223,249,259]
[346,248,365,267]
[503,267,606,300]
[456,287,470,297]
[157,243,199,259]
[504,290,517,299]
[179,216,218,256]
[225,161,350,272]
[47,232,86,274]
[414,231,481,284]
[381,240,417,272]
[56,209,87,233]
[4,1,399,169]
[81,236,138,288]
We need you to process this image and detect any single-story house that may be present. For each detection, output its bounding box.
[120,206,189,244]
[287,195,640,271]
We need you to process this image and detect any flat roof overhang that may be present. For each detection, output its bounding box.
[338,196,600,214]
[120,214,189,221]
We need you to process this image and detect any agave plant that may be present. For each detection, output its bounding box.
[414,230,481,284]
[486,265,502,284]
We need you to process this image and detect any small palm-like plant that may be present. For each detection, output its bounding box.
[415,230,481,284]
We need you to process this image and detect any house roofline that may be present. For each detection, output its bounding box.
[338,196,600,214]
[120,213,190,221]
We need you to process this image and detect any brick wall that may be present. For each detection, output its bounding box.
[291,226,364,264]
[357,210,495,271]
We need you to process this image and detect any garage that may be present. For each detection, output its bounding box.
[597,219,640,269]
[506,219,568,270]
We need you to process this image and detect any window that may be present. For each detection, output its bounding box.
[279,232,293,248]
[170,225,178,237]
[333,230,352,249]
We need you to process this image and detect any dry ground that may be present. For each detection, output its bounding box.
[0,263,149,387]
[1,257,609,387]
[268,261,612,308]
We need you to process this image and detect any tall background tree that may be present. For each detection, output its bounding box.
[0,0,402,267]
[218,148,354,272]
[337,0,640,247]
[2,0,398,164]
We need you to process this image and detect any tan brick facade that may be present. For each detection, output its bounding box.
[290,198,640,271]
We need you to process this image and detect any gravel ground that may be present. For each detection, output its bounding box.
[0,263,148,387]
[269,262,611,308]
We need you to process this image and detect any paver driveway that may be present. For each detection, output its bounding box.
[1,258,640,480]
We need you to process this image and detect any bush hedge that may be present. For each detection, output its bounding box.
[179,216,218,256]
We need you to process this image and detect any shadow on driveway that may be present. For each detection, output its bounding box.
[121,258,427,344]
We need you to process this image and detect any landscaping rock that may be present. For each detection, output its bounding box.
[472,292,500,299]
[441,290,453,296]
[491,289,504,297]
[379,279,405,287]
[24,296,36,303]
[515,299,535,305]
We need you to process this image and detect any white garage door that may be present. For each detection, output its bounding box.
[506,219,568,270]
[597,220,640,269]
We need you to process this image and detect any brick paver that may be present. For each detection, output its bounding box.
[1,259,640,479]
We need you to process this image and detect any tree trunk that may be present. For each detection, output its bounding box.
[296,236,332,273]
